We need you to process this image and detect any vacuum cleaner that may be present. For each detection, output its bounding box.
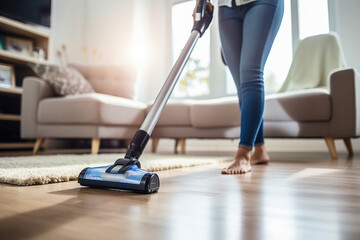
[78,0,213,194]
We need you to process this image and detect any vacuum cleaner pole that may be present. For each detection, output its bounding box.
[141,0,213,135]
[141,0,212,136]
[124,32,200,161]
[78,0,213,194]
[140,31,200,135]
[124,0,213,161]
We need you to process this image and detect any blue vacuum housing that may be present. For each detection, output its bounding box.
[78,161,160,194]
[78,131,160,194]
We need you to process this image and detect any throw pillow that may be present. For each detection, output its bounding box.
[28,63,95,96]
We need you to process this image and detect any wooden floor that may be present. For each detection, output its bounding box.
[1,148,360,240]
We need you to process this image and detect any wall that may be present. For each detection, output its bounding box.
[51,0,135,65]
[50,0,86,64]
[50,0,172,103]
[331,0,360,71]
[82,0,134,64]
[131,0,172,103]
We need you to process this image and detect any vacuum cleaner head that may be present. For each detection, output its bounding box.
[78,158,160,194]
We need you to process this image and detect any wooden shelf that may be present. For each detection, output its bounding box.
[0,142,34,149]
[0,16,50,150]
[0,113,21,121]
[0,49,49,65]
[0,16,50,39]
[0,16,51,62]
[0,86,23,95]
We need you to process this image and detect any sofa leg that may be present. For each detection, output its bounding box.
[175,138,186,154]
[152,138,160,153]
[91,138,100,155]
[324,137,337,159]
[180,138,186,154]
[174,139,179,154]
[33,138,45,155]
[343,138,354,157]
[124,139,131,148]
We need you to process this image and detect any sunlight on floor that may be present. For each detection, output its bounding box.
[288,168,342,180]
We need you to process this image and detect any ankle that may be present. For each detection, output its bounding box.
[235,147,251,161]
[251,145,270,164]
[254,145,267,153]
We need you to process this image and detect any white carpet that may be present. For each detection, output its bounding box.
[0,153,231,186]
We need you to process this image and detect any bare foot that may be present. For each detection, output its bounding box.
[222,147,251,174]
[251,145,270,165]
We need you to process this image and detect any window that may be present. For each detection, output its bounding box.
[171,0,211,98]
[172,0,331,98]
[263,0,293,94]
[298,0,329,40]
[225,67,236,95]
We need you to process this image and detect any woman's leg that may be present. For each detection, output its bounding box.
[242,0,283,165]
[218,6,243,103]
[219,0,283,174]
[239,0,283,148]
[219,5,252,174]
[252,120,270,165]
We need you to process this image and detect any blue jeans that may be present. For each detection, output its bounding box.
[219,0,283,149]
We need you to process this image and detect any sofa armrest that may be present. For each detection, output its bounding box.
[329,67,360,137]
[21,77,55,139]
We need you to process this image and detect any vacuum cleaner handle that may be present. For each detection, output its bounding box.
[124,0,213,161]
[192,0,214,37]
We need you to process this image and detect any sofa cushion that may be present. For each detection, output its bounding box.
[264,88,331,121]
[70,63,136,100]
[147,100,194,126]
[38,93,146,126]
[191,96,240,128]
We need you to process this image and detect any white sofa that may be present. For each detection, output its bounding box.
[21,65,359,159]
[21,33,360,158]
